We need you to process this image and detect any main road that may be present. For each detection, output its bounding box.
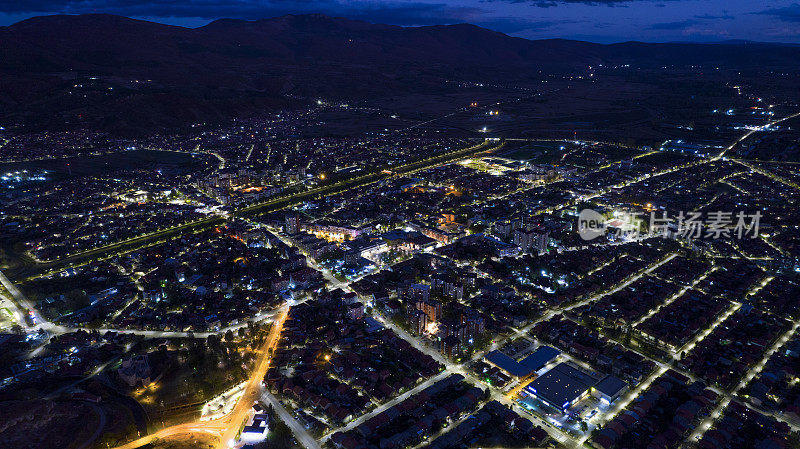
[10,139,500,282]
[114,307,288,449]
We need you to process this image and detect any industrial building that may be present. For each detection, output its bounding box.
[523,363,629,413]
[484,345,560,378]
[593,374,628,404]
[524,363,597,412]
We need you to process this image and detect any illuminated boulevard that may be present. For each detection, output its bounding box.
[114,307,288,449]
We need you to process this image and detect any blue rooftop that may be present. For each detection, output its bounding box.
[484,345,560,378]
[519,346,560,372]
[485,350,529,377]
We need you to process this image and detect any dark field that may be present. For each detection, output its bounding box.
[0,150,210,177]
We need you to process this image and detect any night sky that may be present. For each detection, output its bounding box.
[1,0,799,43]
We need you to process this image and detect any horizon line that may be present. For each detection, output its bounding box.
[2,12,800,46]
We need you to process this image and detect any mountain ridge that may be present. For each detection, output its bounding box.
[1,13,799,134]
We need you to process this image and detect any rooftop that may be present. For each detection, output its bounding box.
[595,374,628,398]
[525,363,596,410]
[519,346,561,372]
[484,345,560,378]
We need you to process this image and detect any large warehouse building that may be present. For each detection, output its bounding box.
[523,362,629,412]
[524,362,598,411]
[484,345,560,378]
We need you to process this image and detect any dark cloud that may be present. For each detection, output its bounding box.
[0,0,592,37]
[1,0,796,43]
[333,3,482,26]
[489,0,676,7]
[755,3,800,22]
[474,17,579,33]
[0,0,473,26]
[647,19,696,30]
[694,13,734,21]
[550,0,666,3]
[0,0,687,16]
[0,0,594,35]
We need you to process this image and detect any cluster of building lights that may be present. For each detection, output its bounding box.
[1,170,48,184]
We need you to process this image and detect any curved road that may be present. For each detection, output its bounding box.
[114,307,288,449]
[76,403,108,449]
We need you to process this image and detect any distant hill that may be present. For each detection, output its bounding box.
[1,13,799,133]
